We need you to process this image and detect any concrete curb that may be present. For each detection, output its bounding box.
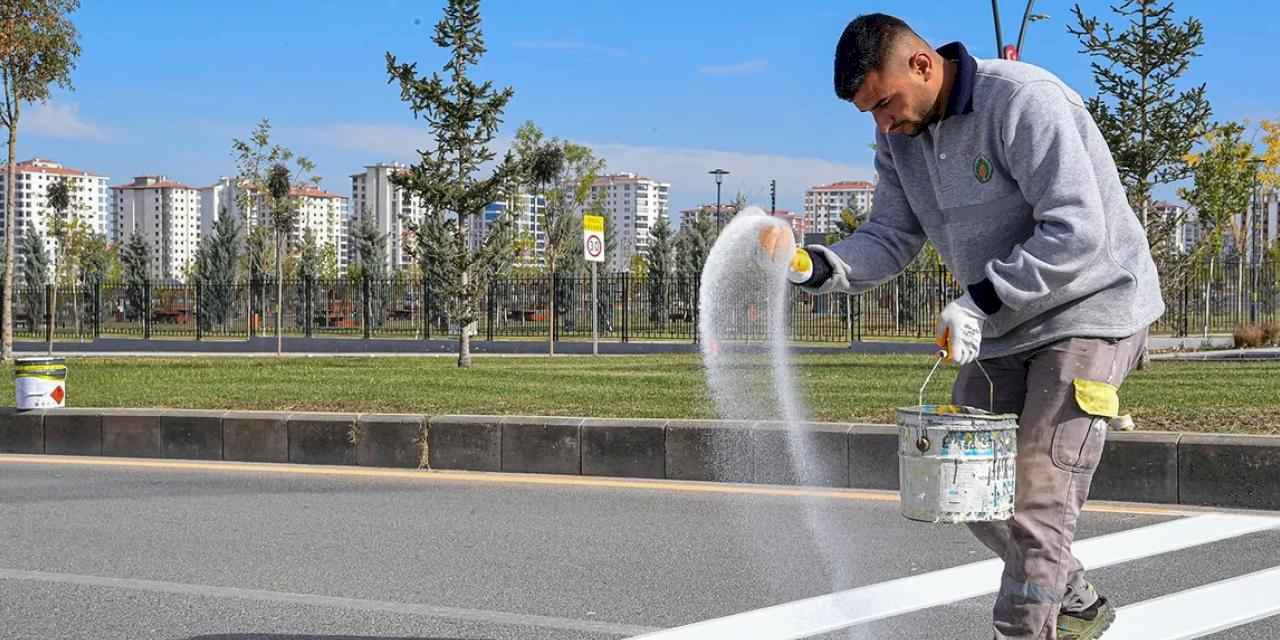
[1,408,1276,510]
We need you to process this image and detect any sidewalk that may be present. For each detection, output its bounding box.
[14,337,940,357]
[13,335,1237,358]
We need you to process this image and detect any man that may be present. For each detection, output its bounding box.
[760,13,1164,640]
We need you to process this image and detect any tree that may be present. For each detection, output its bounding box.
[351,209,389,329]
[1069,0,1212,258]
[511,121,605,353]
[1260,120,1280,193]
[293,228,319,330]
[120,233,149,323]
[386,0,519,368]
[242,225,272,333]
[266,163,290,353]
[232,119,316,351]
[1,0,81,360]
[645,214,675,324]
[1179,122,1256,326]
[18,225,47,333]
[44,177,89,344]
[824,207,866,245]
[674,211,718,324]
[195,208,240,332]
[78,232,110,285]
[318,243,339,280]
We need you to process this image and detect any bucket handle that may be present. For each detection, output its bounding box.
[913,351,994,453]
[916,350,993,414]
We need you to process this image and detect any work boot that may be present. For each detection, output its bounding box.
[1057,595,1116,640]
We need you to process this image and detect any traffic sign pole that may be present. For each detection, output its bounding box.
[592,262,598,356]
[582,214,606,357]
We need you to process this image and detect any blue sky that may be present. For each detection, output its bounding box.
[13,0,1277,220]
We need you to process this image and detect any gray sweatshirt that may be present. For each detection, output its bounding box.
[813,42,1164,358]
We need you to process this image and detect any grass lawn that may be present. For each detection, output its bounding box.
[8,354,1279,434]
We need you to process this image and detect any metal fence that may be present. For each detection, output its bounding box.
[5,259,1276,344]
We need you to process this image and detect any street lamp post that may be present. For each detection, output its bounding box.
[709,169,730,232]
[1250,158,1264,324]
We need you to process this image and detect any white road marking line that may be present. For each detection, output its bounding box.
[631,513,1280,640]
[1108,566,1280,639]
[0,567,659,637]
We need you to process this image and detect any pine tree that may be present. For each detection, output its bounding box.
[19,226,48,333]
[1069,0,1212,257]
[351,210,389,328]
[645,214,675,323]
[386,0,518,368]
[195,209,240,331]
[293,228,319,330]
[120,233,150,323]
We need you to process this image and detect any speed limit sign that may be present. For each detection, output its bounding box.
[583,215,605,263]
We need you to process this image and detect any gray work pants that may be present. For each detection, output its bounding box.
[952,330,1148,639]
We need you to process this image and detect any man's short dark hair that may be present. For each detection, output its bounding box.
[834,13,919,102]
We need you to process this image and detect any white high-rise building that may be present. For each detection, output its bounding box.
[200,177,351,275]
[350,163,430,272]
[198,177,239,240]
[112,176,202,281]
[588,173,670,273]
[472,191,547,268]
[804,180,876,234]
[0,158,109,274]
[1152,201,1199,255]
[291,185,349,276]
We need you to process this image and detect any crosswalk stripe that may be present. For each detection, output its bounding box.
[631,513,1280,640]
[1107,565,1280,639]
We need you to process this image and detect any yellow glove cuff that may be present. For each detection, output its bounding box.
[789,247,812,275]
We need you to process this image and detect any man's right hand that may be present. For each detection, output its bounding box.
[757,225,813,284]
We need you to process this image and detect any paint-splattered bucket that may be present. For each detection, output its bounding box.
[14,357,67,410]
[897,354,1018,523]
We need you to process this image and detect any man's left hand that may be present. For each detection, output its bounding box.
[936,293,987,365]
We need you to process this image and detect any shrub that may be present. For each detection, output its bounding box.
[1233,324,1266,349]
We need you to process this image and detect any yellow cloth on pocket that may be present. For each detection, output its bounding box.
[1074,378,1119,418]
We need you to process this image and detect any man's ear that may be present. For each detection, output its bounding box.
[909,50,934,81]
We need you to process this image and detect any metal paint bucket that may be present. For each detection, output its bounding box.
[897,355,1018,523]
[14,357,67,410]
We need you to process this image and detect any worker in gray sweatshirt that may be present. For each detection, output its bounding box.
[759,13,1164,640]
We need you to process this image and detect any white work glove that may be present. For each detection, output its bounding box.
[935,293,987,365]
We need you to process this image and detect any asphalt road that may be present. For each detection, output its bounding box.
[1,456,1277,640]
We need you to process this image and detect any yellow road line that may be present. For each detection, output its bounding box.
[0,453,1231,517]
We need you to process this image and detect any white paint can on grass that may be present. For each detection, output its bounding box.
[14,357,66,410]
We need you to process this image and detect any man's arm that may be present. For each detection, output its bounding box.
[801,135,927,294]
[967,80,1109,315]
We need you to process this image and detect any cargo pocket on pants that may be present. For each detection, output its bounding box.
[1050,379,1119,473]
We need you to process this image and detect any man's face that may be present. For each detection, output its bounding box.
[851,50,940,138]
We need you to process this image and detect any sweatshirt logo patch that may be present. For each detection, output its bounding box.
[974,155,993,183]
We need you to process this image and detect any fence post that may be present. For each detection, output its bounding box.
[423,277,431,340]
[247,279,255,339]
[692,279,699,344]
[486,280,496,342]
[195,280,203,341]
[93,280,101,340]
[622,274,630,343]
[856,292,863,342]
[846,294,853,346]
[361,276,372,340]
[44,283,53,349]
[143,280,152,340]
[304,276,314,339]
